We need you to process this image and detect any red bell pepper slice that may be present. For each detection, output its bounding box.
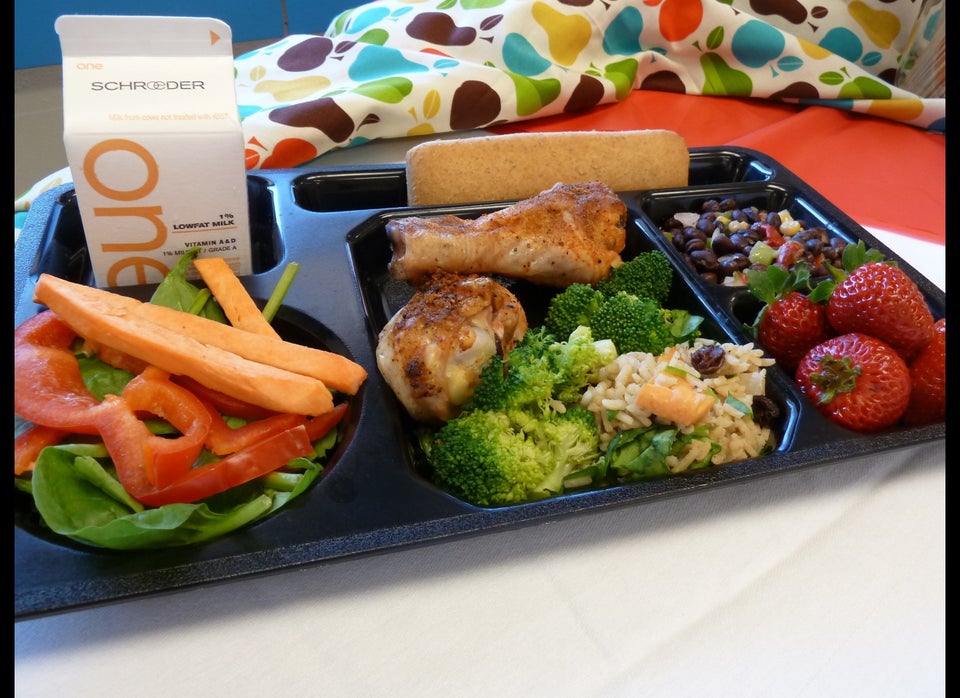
[200,398,306,456]
[15,424,69,475]
[172,374,278,420]
[757,221,785,248]
[304,402,349,442]
[14,311,104,434]
[15,309,343,506]
[92,394,314,505]
[118,367,213,488]
[200,399,348,456]
[133,426,315,507]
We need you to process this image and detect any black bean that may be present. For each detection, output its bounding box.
[729,231,754,252]
[719,198,738,211]
[696,218,716,235]
[804,238,823,256]
[710,232,738,256]
[660,198,851,287]
[718,253,751,277]
[702,199,721,213]
[689,249,719,273]
[671,229,692,252]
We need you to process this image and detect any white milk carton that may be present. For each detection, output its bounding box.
[56,15,252,287]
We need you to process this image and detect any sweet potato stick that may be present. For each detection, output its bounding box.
[33,277,335,416]
[34,274,367,395]
[192,256,281,339]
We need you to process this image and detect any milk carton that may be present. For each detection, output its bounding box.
[55,15,252,287]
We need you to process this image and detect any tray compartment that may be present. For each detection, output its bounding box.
[687,148,775,185]
[347,197,804,505]
[632,182,946,324]
[632,183,856,287]
[13,301,367,546]
[17,178,284,298]
[292,165,408,212]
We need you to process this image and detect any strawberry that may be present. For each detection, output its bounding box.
[746,261,834,373]
[826,261,934,362]
[901,317,946,426]
[756,291,834,373]
[795,333,910,432]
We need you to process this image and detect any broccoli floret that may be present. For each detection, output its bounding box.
[590,292,703,355]
[429,326,613,506]
[596,250,673,305]
[465,327,559,413]
[543,251,687,356]
[428,406,601,507]
[466,326,616,412]
[548,325,618,403]
[543,283,605,340]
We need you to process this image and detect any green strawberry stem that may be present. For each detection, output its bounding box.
[809,355,862,404]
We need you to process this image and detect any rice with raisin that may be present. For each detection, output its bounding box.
[579,338,776,473]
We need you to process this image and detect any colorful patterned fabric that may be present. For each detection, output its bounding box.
[233,0,945,170]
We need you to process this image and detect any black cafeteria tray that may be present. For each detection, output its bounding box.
[14,146,946,621]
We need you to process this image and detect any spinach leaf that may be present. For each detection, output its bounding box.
[149,246,227,321]
[30,444,323,550]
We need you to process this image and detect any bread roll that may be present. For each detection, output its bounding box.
[405,129,689,206]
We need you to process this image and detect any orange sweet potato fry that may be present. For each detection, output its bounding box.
[34,273,367,396]
[33,274,339,416]
[192,256,281,340]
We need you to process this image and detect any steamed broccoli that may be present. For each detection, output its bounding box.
[543,250,696,356]
[543,283,605,340]
[590,292,702,355]
[465,327,557,413]
[426,404,601,507]
[548,326,617,403]
[596,250,673,304]
[426,326,614,507]
[465,326,615,412]
[421,250,703,507]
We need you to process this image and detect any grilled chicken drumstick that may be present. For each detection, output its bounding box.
[386,181,628,287]
[376,273,528,424]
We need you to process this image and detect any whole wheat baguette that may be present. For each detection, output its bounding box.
[405,130,689,206]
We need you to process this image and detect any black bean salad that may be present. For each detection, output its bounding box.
[660,197,848,286]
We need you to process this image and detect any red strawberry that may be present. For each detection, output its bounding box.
[795,333,910,432]
[826,261,934,362]
[756,291,835,373]
[901,317,946,426]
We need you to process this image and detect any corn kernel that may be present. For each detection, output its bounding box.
[779,219,802,236]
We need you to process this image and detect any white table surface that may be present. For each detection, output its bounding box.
[14,139,945,698]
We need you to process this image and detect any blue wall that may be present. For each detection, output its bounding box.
[15,0,361,69]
